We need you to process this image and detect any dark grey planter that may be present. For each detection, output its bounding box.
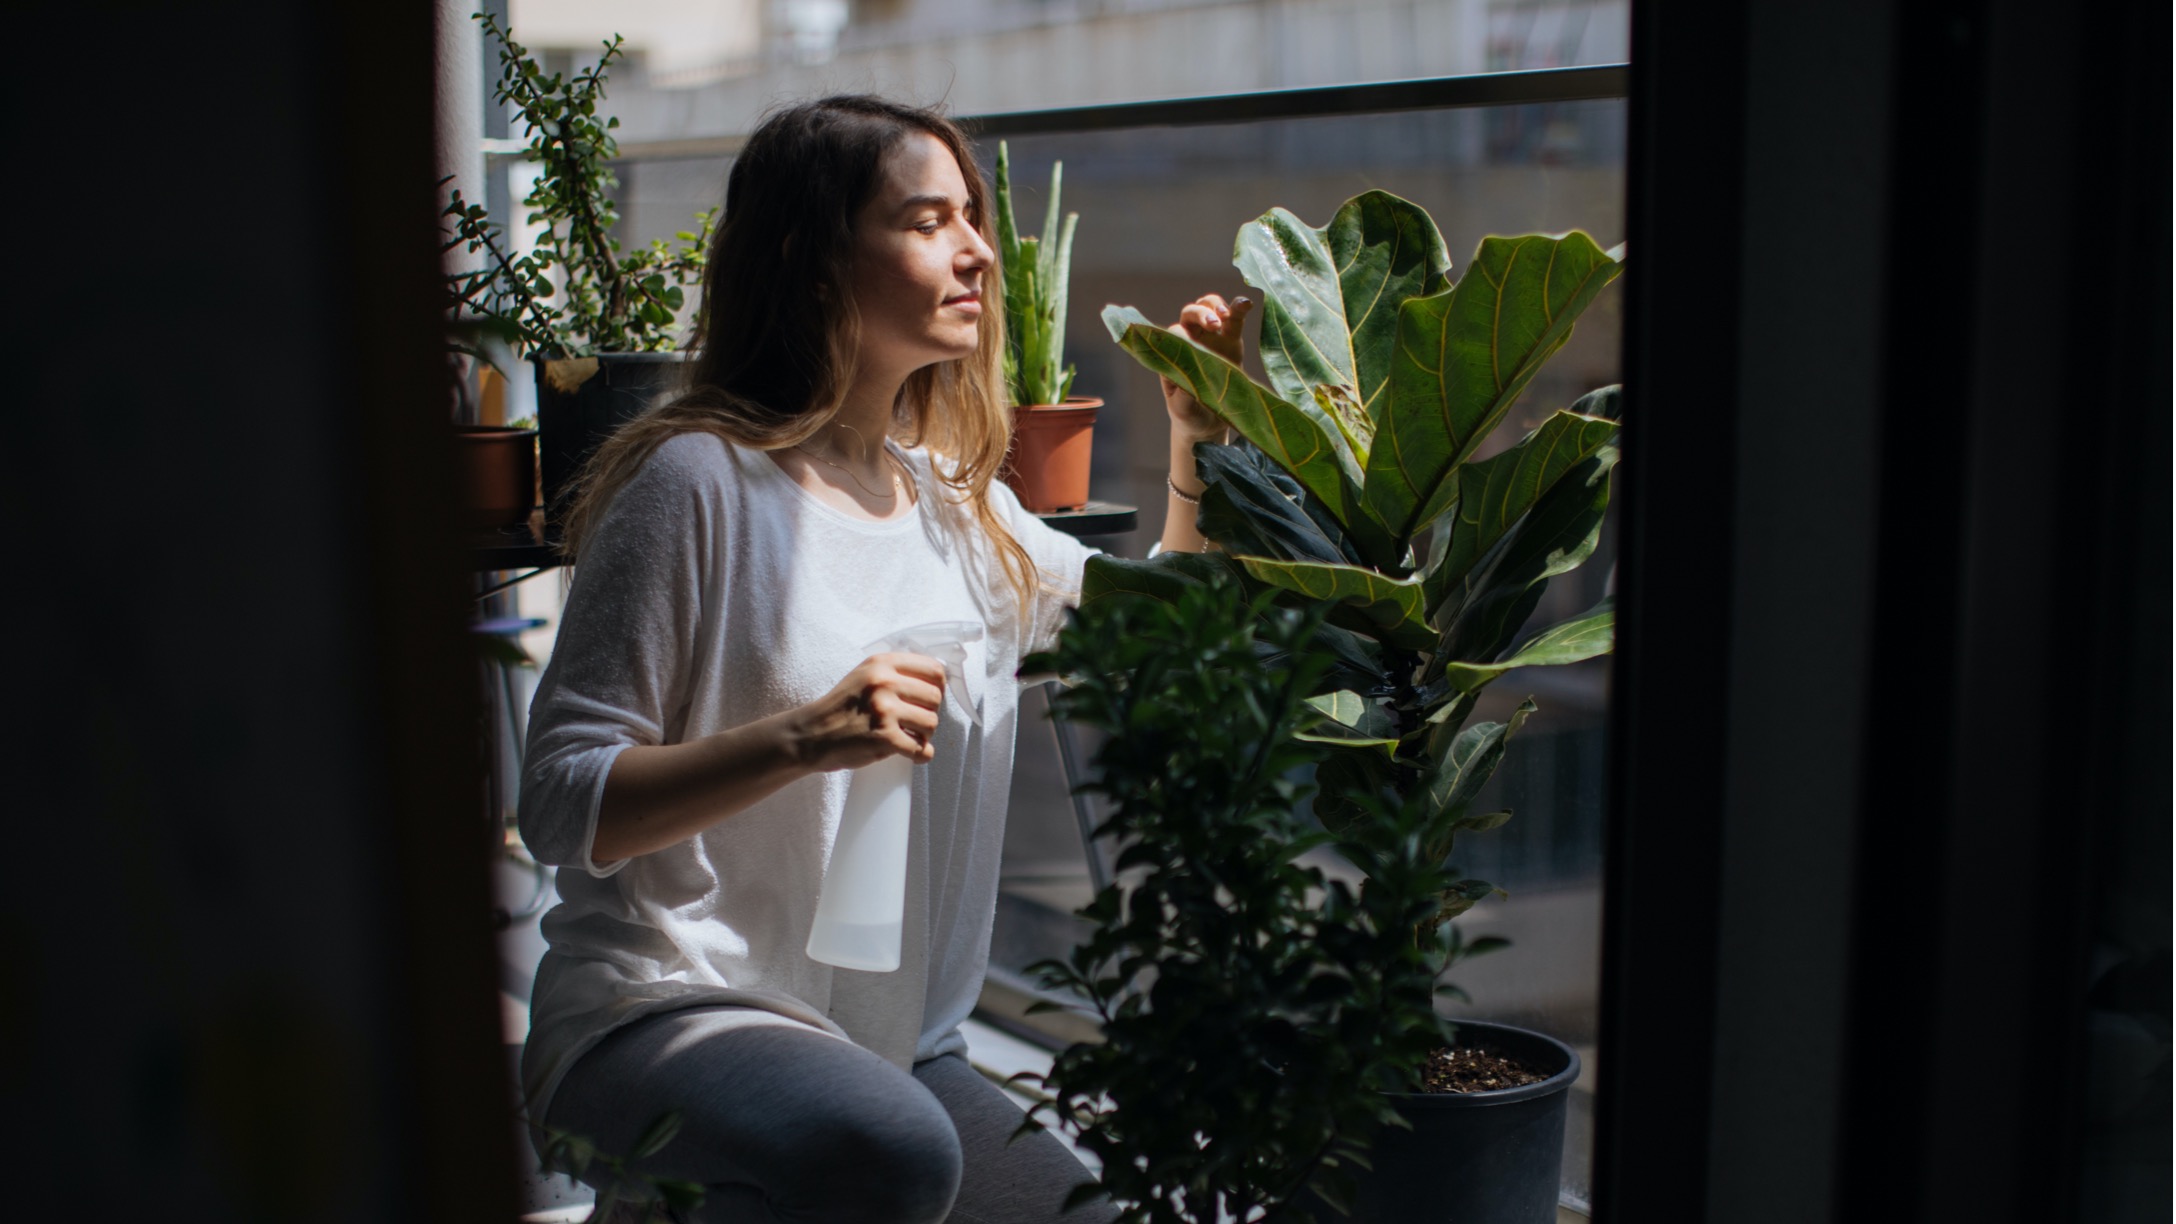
[535,352,689,528]
[1308,1020,1580,1223]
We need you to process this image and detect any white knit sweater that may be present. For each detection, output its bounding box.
[517,432,1092,1125]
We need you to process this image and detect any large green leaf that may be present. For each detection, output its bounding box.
[1418,699,1535,865]
[1233,192,1451,461]
[1234,210,1354,423]
[1303,690,1400,738]
[1423,404,1619,619]
[1364,232,1624,548]
[1294,726,1401,756]
[1437,599,1615,693]
[1222,442,1368,565]
[1283,621,1393,699]
[1104,305,1391,562]
[1079,551,1235,609]
[1311,745,1396,841]
[1306,690,1370,728]
[1079,554,1392,698]
[1328,193,1454,429]
[1195,442,1364,567]
[1434,443,1618,670]
[1566,383,1623,422]
[1239,558,1434,651]
[1429,877,1508,925]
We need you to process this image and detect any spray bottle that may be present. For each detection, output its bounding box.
[804,620,984,972]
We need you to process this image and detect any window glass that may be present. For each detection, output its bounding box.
[986,100,1626,1210]
[518,96,1625,1205]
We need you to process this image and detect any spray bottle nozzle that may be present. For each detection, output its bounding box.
[863,620,985,729]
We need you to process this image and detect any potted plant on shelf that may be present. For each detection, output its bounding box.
[994,141,1100,513]
[441,13,715,530]
[442,316,542,530]
[1047,190,1623,1219]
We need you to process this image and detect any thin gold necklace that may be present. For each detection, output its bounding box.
[793,433,902,501]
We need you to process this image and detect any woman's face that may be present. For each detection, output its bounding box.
[846,132,993,380]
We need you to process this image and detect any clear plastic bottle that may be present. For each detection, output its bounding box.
[804,621,984,972]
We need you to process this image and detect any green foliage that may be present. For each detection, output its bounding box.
[995,142,1078,406]
[440,14,715,358]
[1094,192,1625,953]
[538,1110,706,1222]
[1100,303,1385,561]
[1019,579,1463,1222]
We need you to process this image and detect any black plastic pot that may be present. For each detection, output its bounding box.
[1308,1020,1580,1223]
[535,352,689,528]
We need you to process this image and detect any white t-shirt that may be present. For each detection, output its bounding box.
[517,431,1093,1126]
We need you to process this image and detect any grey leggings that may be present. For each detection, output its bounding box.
[546,1007,1119,1223]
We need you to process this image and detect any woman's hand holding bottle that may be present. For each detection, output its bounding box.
[593,652,945,864]
[792,653,947,770]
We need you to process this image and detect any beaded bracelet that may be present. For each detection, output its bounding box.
[1166,475,1203,505]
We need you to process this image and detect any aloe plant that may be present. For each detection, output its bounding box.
[994,142,1078,406]
[1094,190,1625,936]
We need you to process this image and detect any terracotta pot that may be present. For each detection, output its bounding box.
[455,426,539,530]
[1004,397,1101,512]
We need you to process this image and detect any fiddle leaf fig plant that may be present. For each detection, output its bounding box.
[994,141,1078,407]
[1094,190,1625,936]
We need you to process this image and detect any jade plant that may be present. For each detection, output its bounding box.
[1019,578,1465,1223]
[993,141,1078,406]
[441,13,715,358]
[1093,190,1625,940]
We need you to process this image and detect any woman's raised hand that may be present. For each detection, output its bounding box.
[1161,293,1254,444]
[793,652,947,771]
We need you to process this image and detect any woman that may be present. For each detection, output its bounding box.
[519,96,1250,1223]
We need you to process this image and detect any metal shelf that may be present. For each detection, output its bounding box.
[1031,501,1137,539]
[471,520,557,572]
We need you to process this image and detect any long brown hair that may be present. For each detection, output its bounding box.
[558,95,1039,614]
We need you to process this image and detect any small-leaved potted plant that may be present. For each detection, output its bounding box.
[442,13,716,528]
[442,315,542,530]
[1021,576,1557,1223]
[994,141,1099,512]
[1058,190,1624,1218]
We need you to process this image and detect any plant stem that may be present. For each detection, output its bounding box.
[1263,1125,1344,1220]
[466,217,558,350]
[1386,647,1423,794]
